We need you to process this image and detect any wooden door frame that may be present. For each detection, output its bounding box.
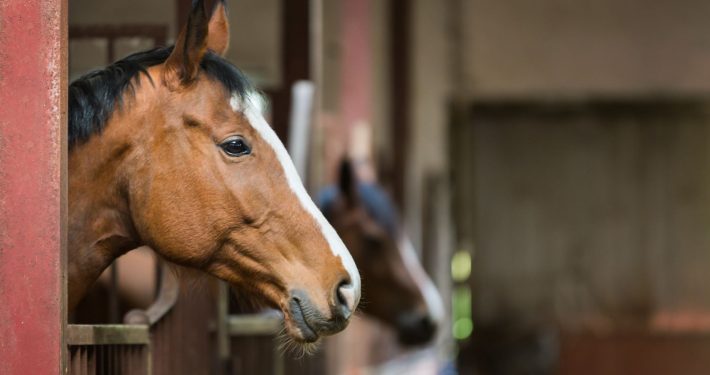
[0,0,68,372]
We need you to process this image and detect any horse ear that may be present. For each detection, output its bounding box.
[165,0,209,86]
[338,159,359,208]
[207,0,230,56]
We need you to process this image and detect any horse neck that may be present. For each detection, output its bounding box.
[67,117,141,310]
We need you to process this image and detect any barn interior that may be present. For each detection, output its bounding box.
[63,0,710,374]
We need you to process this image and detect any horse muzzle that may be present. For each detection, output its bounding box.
[287,286,354,343]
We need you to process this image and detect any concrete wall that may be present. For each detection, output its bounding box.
[463,0,710,98]
[224,0,281,88]
[467,101,710,330]
[450,1,710,371]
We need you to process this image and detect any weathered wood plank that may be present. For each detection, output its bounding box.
[67,325,150,346]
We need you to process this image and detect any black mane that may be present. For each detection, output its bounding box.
[68,46,255,147]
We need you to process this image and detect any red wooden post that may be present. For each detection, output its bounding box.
[340,0,373,132]
[0,0,68,374]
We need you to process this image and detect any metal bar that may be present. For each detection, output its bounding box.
[98,345,103,375]
[120,346,126,375]
[0,0,68,373]
[104,345,109,375]
[81,346,87,375]
[227,313,283,336]
[132,345,136,374]
[70,347,79,375]
[109,345,115,375]
[287,81,316,179]
[124,262,179,325]
[146,341,153,375]
[129,346,137,375]
[67,325,150,346]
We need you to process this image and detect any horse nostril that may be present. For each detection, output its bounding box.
[335,278,355,319]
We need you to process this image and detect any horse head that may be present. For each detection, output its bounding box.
[68,0,359,346]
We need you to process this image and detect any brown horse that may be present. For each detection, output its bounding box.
[67,0,359,346]
[318,160,444,346]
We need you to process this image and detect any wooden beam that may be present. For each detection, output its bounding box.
[66,325,150,346]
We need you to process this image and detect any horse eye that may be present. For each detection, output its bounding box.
[220,137,251,157]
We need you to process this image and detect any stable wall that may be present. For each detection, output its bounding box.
[69,0,280,87]
[463,0,710,98]
[466,101,710,328]
[446,0,710,329]
[450,1,710,371]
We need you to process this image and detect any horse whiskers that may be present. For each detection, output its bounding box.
[354,294,370,309]
[275,326,320,359]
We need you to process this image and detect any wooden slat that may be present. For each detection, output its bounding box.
[81,346,87,375]
[67,325,150,346]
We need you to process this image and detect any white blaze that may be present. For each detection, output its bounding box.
[232,94,361,307]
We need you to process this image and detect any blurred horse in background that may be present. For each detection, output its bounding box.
[318,160,445,346]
